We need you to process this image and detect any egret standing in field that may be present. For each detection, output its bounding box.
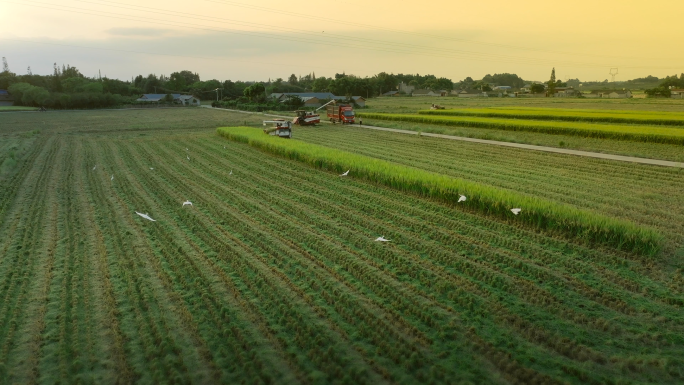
[511,208,522,215]
[150,167,154,170]
[92,165,96,171]
[229,170,233,175]
[182,200,193,207]
[187,155,190,161]
[458,195,466,203]
[340,170,349,176]
[135,212,156,221]
[111,175,114,181]
[375,236,390,242]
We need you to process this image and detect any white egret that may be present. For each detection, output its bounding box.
[340,170,349,176]
[186,148,189,151]
[150,167,154,170]
[111,175,114,181]
[92,165,96,171]
[187,155,190,161]
[511,208,522,215]
[135,212,156,221]
[183,200,193,206]
[229,170,233,175]
[375,236,390,242]
[458,195,466,203]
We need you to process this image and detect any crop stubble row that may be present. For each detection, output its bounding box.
[1,129,683,383]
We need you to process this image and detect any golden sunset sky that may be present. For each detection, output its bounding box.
[1,0,682,81]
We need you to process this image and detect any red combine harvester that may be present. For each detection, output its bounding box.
[293,110,321,126]
[326,103,355,124]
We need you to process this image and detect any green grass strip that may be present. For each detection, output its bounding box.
[0,106,37,112]
[217,126,662,257]
[417,108,684,126]
[360,113,684,145]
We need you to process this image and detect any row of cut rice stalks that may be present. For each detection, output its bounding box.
[418,107,684,126]
[217,126,663,257]
[357,113,684,145]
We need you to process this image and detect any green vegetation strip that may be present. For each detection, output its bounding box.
[218,126,662,256]
[418,107,684,126]
[360,113,684,145]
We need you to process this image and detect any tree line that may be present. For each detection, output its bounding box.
[2,57,680,108]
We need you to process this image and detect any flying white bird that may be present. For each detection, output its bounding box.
[458,195,466,203]
[511,208,522,215]
[340,170,349,176]
[111,175,114,181]
[135,212,156,221]
[182,200,193,206]
[375,236,390,242]
[92,165,96,171]
[187,155,190,161]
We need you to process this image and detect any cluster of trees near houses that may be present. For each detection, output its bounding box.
[2,56,682,109]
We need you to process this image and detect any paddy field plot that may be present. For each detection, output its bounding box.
[418,107,684,126]
[0,108,683,384]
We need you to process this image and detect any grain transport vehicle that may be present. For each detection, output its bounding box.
[327,104,355,124]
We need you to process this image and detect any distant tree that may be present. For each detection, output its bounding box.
[312,77,329,92]
[164,93,174,103]
[283,95,304,109]
[645,86,671,98]
[547,68,556,95]
[482,73,525,88]
[425,77,453,91]
[458,77,474,89]
[142,74,160,93]
[288,74,298,85]
[22,86,50,106]
[166,72,187,92]
[530,83,545,93]
[2,57,9,73]
[60,64,83,79]
[472,81,492,92]
[176,70,200,85]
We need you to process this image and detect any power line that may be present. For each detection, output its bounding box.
[82,0,662,62]
[3,0,682,71]
[2,0,661,69]
[200,0,682,62]
[1,37,365,72]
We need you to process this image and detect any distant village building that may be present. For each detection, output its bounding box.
[412,89,447,97]
[671,89,684,99]
[451,89,490,98]
[585,90,632,99]
[397,82,415,95]
[552,87,579,97]
[136,93,200,105]
[382,90,400,97]
[0,89,13,106]
[269,92,365,107]
[493,86,512,91]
